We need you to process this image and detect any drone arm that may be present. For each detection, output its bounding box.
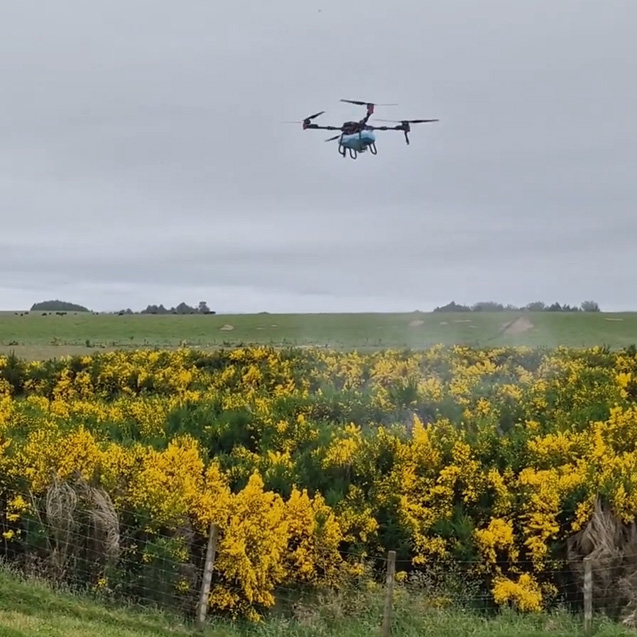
[367,125,401,131]
[367,124,410,144]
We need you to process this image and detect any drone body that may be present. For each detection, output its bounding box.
[339,129,377,158]
[286,99,439,159]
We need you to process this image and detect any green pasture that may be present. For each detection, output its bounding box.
[0,566,629,637]
[1,311,637,359]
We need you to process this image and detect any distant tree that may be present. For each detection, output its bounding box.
[433,301,471,313]
[546,302,563,312]
[198,301,214,314]
[472,301,505,312]
[30,300,90,312]
[174,302,194,314]
[581,300,601,312]
[140,301,215,315]
[141,304,170,314]
[526,301,546,312]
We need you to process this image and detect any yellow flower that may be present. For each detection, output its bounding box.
[492,573,543,612]
[475,517,519,565]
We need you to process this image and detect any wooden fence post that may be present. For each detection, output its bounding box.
[583,557,592,636]
[196,522,219,630]
[381,550,397,637]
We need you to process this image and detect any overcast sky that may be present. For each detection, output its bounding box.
[1,0,635,312]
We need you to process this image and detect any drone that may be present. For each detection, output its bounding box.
[285,99,439,159]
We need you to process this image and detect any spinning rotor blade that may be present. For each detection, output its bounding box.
[305,110,326,120]
[340,99,397,117]
[374,118,439,124]
[340,99,397,106]
[282,111,326,127]
[325,134,341,142]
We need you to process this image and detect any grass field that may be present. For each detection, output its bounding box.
[2,310,637,359]
[0,566,631,637]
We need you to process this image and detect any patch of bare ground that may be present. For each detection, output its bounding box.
[502,316,535,335]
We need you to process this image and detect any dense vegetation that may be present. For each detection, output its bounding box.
[434,300,601,312]
[136,301,214,315]
[30,300,90,312]
[1,345,637,625]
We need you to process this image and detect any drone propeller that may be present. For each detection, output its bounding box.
[325,134,341,142]
[374,118,439,124]
[340,98,397,117]
[340,99,398,106]
[281,111,326,129]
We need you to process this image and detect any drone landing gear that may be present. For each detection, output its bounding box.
[370,143,377,155]
[338,145,358,159]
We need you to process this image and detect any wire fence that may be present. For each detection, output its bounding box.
[0,486,631,634]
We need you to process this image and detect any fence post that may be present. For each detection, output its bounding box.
[381,550,397,637]
[583,557,592,636]
[196,522,219,630]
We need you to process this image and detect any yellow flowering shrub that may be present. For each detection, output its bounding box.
[492,572,543,612]
[125,435,206,528]
[283,487,349,586]
[475,517,519,566]
[0,344,636,618]
[208,472,289,619]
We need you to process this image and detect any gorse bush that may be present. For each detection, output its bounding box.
[1,345,637,620]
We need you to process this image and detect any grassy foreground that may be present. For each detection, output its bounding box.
[0,567,630,637]
[1,311,637,359]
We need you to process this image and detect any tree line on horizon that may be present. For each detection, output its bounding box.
[119,301,215,315]
[30,299,602,315]
[433,300,601,313]
[30,300,216,315]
